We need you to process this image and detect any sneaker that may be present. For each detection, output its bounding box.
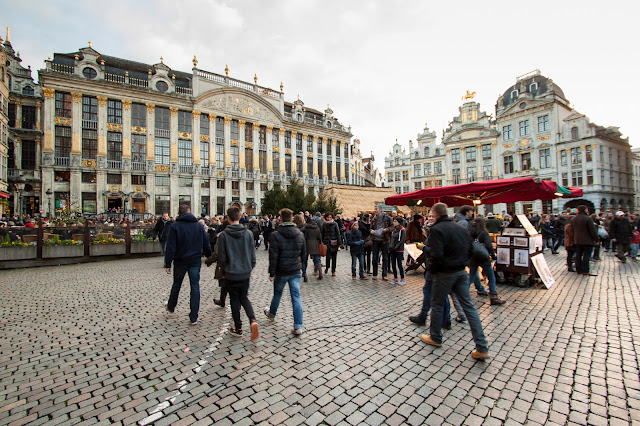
[420,335,442,347]
[455,315,467,323]
[264,307,274,321]
[190,319,198,326]
[229,327,243,337]
[250,320,259,341]
[409,315,426,326]
[471,349,490,360]
[292,328,303,336]
[391,279,398,285]
[398,279,406,286]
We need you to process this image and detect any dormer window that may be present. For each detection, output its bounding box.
[82,67,97,79]
[424,147,429,157]
[510,89,519,99]
[571,126,579,140]
[156,80,169,93]
[296,113,303,122]
[414,151,419,159]
[530,82,538,93]
[22,86,34,96]
[326,121,332,129]
[395,158,399,166]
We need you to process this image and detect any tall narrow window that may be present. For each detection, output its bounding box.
[200,141,209,167]
[482,144,491,160]
[55,92,72,118]
[55,126,72,158]
[537,115,549,132]
[561,150,567,166]
[466,148,476,163]
[215,117,224,169]
[245,147,253,172]
[571,127,579,139]
[259,147,267,174]
[155,107,170,130]
[82,96,98,122]
[539,148,551,169]
[452,168,461,184]
[570,147,582,165]
[178,111,192,133]
[21,106,36,129]
[307,135,313,152]
[107,99,122,124]
[273,151,280,174]
[131,103,146,127]
[285,131,291,149]
[200,114,209,136]
[82,129,97,159]
[178,140,192,166]
[107,132,123,162]
[504,155,514,174]
[307,158,313,178]
[502,125,513,141]
[296,133,303,151]
[272,128,279,147]
[451,148,460,163]
[155,137,170,165]
[245,122,253,142]
[132,134,146,163]
[230,120,239,140]
[230,146,239,170]
[519,120,530,136]
[521,152,531,171]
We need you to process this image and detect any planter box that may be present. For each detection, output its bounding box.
[0,246,37,261]
[43,245,85,259]
[131,241,162,254]
[89,244,126,256]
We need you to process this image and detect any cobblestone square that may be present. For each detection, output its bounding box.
[1,248,639,425]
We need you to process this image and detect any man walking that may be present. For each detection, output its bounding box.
[261,214,273,250]
[265,208,307,335]
[371,205,392,281]
[154,212,173,257]
[610,211,633,263]
[453,205,473,230]
[420,203,490,360]
[571,205,598,276]
[218,207,259,339]
[165,205,212,325]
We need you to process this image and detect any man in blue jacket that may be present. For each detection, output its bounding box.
[165,205,212,325]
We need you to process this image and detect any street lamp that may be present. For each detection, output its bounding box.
[14,180,25,223]
[46,188,53,218]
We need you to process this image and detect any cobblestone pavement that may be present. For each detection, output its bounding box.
[0,246,639,425]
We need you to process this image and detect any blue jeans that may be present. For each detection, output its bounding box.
[469,261,496,294]
[631,243,639,258]
[311,254,321,265]
[430,270,489,353]
[351,253,365,277]
[420,275,451,327]
[269,274,303,329]
[390,251,404,279]
[168,263,201,323]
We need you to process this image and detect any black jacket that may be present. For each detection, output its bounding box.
[553,216,567,236]
[164,213,212,268]
[540,222,554,239]
[218,224,256,282]
[427,216,472,273]
[610,217,633,244]
[269,223,306,277]
[390,227,406,252]
[154,218,173,242]
[322,221,342,252]
[470,229,495,260]
[346,229,364,255]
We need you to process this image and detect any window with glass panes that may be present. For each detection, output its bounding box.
[414,182,422,190]
[178,140,192,166]
[107,132,122,161]
[179,177,192,187]
[539,148,550,168]
[283,131,291,149]
[55,92,72,118]
[571,127,579,139]
[537,115,549,132]
[200,141,209,167]
[562,173,568,186]
[519,120,530,136]
[424,163,431,175]
[21,140,36,170]
[296,133,303,151]
[451,148,460,163]
[285,154,292,176]
[155,137,170,165]
[466,147,476,163]
[344,144,349,158]
[131,134,146,163]
[483,165,492,180]
[572,171,583,186]
[82,129,97,159]
[259,125,266,146]
[327,160,332,180]
[467,167,476,182]
[259,149,267,174]
[587,170,593,185]
[297,156,303,176]
[156,175,170,186]
[434,161,442,174]
[326,139,332,157]
[336,161,341,180]
[107,174,122,184]
[273,152,280,174]
[216,180,225,189]
[317,159,322,178]
[482,144,491,160]
[230,146,239,170]
[521,152,531,170]
[307,158,313,177]
[317,139,322,153]
[55,126,71,157]
[245,147,253,172]
[107,100,122,124]
[131,103,146,127]
[131,175,146,185]
[335,143,340,158]
[561,150,567,166]
[307,135,313,152]
[245,122,253,142]
[570,147,581,164]
[230,120,239,140]
[272,128,279,147]
[82,172,96,183]
[414,164,421,176]
[22,106,36,129]
[504,155,514,174]
[452,168,461,184]
[82,96,97,121]
[178,111,192,133]
[155,107,170,130]
[201,179,209,189]
[200,114,209,136]
[502,125,513,141]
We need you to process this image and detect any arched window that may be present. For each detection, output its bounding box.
[510,89,519,99]
[424,147,429,157]
[395,158,399,166]
[22,86,34,95]
[529,82,538,93]
[571,127,579,140]
[435,148,441,156]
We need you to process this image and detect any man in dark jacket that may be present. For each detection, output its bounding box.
[371,205,393,281]
[265,208,307,335]
[153,212,173,256]
[610,211,633,263]
[552,211,568,252]
[218,206,258,339]
[571,205,599,276]
[165,205,212,325]
[485,213,502,234]
[453,205,473,230]
[261,215,273,250]
[420,203,490,360]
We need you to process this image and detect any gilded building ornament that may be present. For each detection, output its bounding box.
[169,107,178,116]
[245,142,253,148]
[192,110,201,118]
[266,126,273,132]
[132,126,146,134]
[145,103,155,109]
[273,147,279,152]
[121,100,132,109]
[565,148,571,152]
[503,143,514,149]
[331,140,336,146]
[238,120,246,126]
[224,117,232,124]
[55,117,71,126]
[209,115,216,122]
[307,153,313,158]
[556,150,563,154]
[591,143,597,148]
[96,96,108,106]
[537,135,551,141]
[200,135,210,142]
[42,88,55,98]
[82,159,97,167]
[107,123,122,132]
[193,55,198,67]
[155,165,170,172]
[230,140,238,146]
[580,145,586,150]
[313,136,318,142]
[179,132,192,139]
[491,142,497,146]
[446,148,451,153]
[302,133,308,139]
[217,170,225,176]
[285,148,292,154]
[134,186,145,193]
[291,131,297,138]
[279,128,285,135]
[252,123,260,130]
[71,92,83,102]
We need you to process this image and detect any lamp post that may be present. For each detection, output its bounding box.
[46,188,53,218]
[14,180,25,223]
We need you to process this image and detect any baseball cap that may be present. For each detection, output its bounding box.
[487,213,494,218]
[616,211,625,216]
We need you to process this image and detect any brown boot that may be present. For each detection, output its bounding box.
[490,293,506,305]
[316,263,323,280]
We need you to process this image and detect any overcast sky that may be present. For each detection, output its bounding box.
[4,1,638,171]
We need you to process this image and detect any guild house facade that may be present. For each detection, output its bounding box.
[36,43,357,217]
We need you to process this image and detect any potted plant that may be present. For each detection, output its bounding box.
[89,234,126,256]
[130,233,162,254]
[0,235,37,261]
[42,235,84,258]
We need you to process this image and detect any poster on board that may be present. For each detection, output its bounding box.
[497,247,510,265]
[531,254,555,289]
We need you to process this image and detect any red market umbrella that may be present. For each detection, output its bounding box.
[385,177,574,207]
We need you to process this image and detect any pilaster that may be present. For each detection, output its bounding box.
[145,103,155,163]
[169,107,178,164]
[42,88,55,154]
[192,110,201,165]
[70,92,82,155]
[121,100,132,159]
[96,96,108,157]
[238,119,246,171]
[224,117,231,168]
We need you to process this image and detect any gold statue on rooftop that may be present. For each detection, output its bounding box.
[461,90,476,101]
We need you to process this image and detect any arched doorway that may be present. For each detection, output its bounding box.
[245,202,256,216]
[563,199,595,212]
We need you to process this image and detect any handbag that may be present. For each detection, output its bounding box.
[472,239,490,262]
[318,242,328,257]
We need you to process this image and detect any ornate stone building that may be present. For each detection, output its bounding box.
[0,35,9,211]
[37,43,358,217]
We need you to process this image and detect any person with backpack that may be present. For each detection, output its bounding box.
[371,205,393,281]
[321,212,342,277]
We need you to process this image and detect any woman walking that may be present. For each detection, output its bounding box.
[293,213,309,281]
[322,212,342,276]
[469,217,505,305]
[390,216,406,285]
[359,214,373,274]
[304,216,323,280]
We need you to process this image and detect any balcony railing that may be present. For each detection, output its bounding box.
[129,77,149,88]
[51,63,74,74]
[82,120,98,130]
[107,160,122,169]
[131,162,146,171]
[200,167,210,176]
[179,165,193,174]
[55,157,70,166]
[105,73,125,84]
[175,86,193,96]
[155,128,170,138]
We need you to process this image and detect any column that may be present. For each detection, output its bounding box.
[266,126,273,172]
[145,103,155,163]
[238,119,246,171]
[14,138,21,170]
[223,117,231,168]
[35,139,41,169]
[70,92,83,155]
[169,107,179,212]
[36,103,42,132]
[302,134,309,177]
[253,123,260,172]
[96,96,108,157]
[121,100,132,161]
[291,131,297,176]
[209,115,216,173]
[41,88,55,155]
[339,141,345,182]
[320,137,327,177]
[15,101,21,128]
[313,136,319,176]
[279,128,285,174]
[192,111,201,165]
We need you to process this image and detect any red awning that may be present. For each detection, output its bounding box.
[0,192,9,199]
[385,177,572,207]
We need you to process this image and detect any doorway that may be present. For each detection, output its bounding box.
[132,198,146,213]
[108,198,123,211]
